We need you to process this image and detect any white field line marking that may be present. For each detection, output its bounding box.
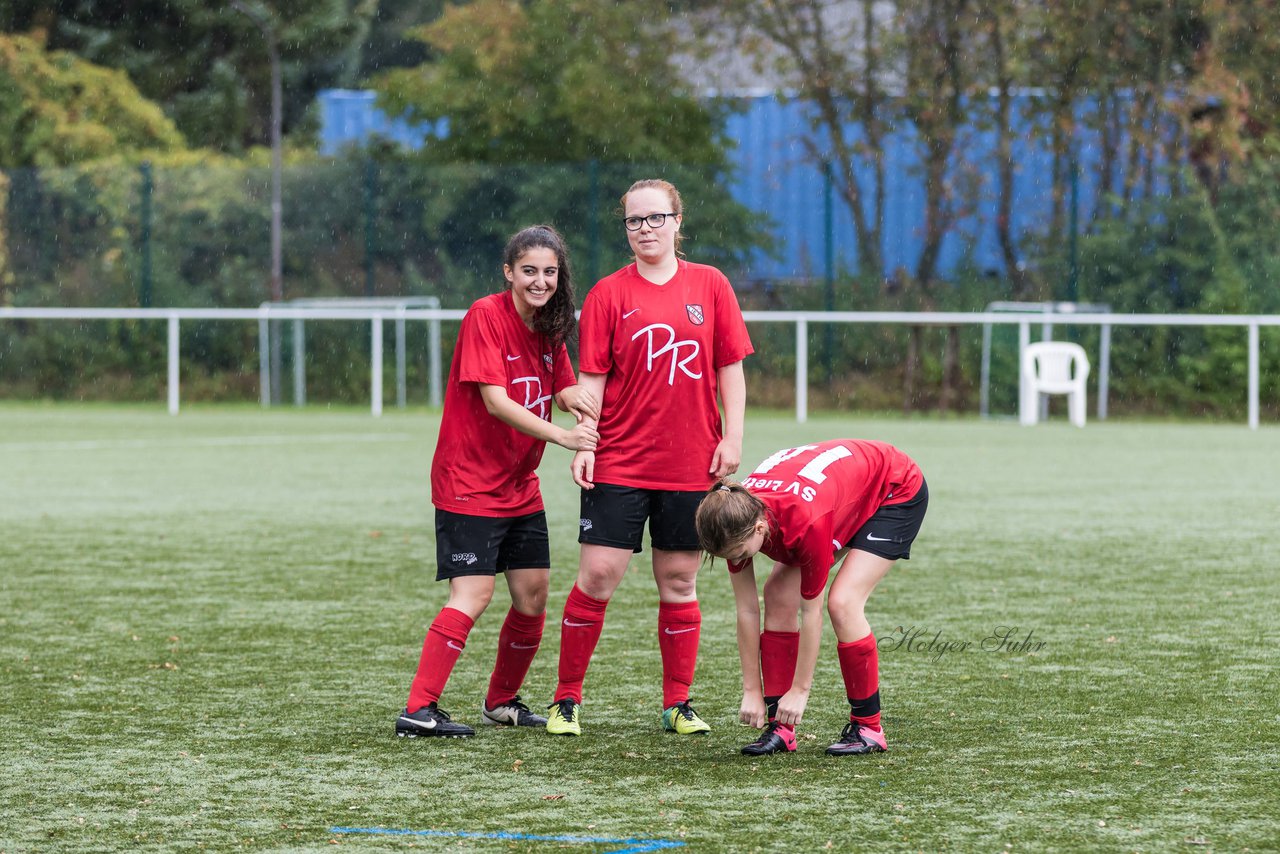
[0,433,416,453]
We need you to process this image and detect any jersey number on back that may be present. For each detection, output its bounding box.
[754,444,853,484]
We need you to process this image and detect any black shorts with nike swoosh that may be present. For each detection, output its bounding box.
[844,479,929,561]
[434,509,550,580]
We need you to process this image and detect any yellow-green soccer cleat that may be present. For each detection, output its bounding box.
[662,701,711,734]
[545,698,581,736]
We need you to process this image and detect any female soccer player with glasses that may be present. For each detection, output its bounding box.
[544,179,754,737]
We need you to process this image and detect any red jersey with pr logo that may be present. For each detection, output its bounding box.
[728,439,923,599]
[431,292,577,516]
[578,260,753,490]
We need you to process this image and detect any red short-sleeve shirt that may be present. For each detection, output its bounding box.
[578,260,753,490]
[728,439,923,599]
[431,292,577,516]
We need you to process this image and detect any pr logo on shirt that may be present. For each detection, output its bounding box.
[511,376,553,419]
[631,323,703,386]
[685,304,705,325]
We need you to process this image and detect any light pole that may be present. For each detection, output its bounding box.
[232,0,284,402]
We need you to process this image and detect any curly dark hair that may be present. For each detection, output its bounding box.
[502,225,577,348]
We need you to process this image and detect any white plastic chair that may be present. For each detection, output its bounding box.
[1020,342,1090,427]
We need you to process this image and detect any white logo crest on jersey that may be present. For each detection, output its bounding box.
[511,375,553,420]
[686,304,705,325]
[543,352,554,370]
[631,323,702,385]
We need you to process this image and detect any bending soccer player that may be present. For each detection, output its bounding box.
[396,226,599,739]
[694,439,928,756]
[544,178,753,737]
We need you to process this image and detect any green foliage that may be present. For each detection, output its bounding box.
[0,32,185,168]
[352,0,447,80]
[373,0,730,167]
[3,1,376,152]
[1036,161,1280,417]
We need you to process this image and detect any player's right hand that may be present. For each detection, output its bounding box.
[561,422,599,452]
[571,450,595,489]
[739,694,767,729]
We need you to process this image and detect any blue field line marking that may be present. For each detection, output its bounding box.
[329,826,685,851]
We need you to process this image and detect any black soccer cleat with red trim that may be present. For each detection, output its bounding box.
[825,721,887,756]
[396,703,475,738]
[741,721,798,756]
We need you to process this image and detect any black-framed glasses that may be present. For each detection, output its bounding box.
[623,212,677,231]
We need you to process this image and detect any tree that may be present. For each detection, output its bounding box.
[0,31,185,168]
[352,0,446,79]
[2,0,376,151]
[895,0,977,288]
[706,0,890,279]
[371,0,729,165]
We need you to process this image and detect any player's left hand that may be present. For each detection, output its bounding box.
[560,385,600,423]
[709,438,741,477]
[775,687,809,727]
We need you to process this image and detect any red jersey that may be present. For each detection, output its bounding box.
[578,260,753,490]
[431,292,577,516]
[728,439,923,600]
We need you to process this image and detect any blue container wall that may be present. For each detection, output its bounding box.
[318,89,1176,282]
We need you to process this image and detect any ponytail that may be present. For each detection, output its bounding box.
[695,478,767,557]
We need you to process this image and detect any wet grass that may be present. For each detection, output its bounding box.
[1,403,1278,852]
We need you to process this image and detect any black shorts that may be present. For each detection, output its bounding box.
[578,483,703,553]
[434,509,550,580]
[844,479,929,561]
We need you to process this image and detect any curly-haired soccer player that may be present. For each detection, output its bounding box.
[396,226,599,738]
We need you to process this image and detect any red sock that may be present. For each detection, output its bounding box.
[405,607,474,712]
[760,630,800,720]
[485,607,545,708]
[554,585,609,704]
[837,631,882,730]
[658,600,701,708]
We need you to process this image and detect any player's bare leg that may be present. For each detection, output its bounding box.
[443,573,497,621]
[826,550,892,642]
[576,543,632,600]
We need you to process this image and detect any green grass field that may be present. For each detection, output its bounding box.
[2,404,1278,852]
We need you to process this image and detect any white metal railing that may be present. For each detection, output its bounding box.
[1,306,1276,428]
